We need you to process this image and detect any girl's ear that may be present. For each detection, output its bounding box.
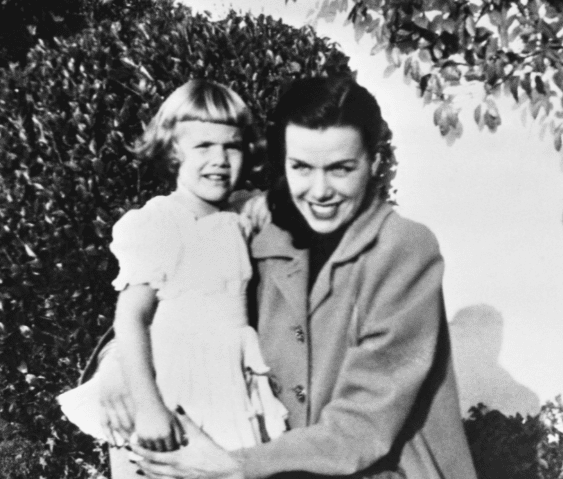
[371,153,382,177]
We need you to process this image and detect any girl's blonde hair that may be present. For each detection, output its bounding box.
[134,79,255,183]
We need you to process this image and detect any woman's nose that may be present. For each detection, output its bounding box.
[309,171,333,200]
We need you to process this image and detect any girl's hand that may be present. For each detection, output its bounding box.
[131,411,243,479]
[134,403,186,452]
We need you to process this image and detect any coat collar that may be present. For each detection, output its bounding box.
[251,194,394,316]
[252,194,394,264]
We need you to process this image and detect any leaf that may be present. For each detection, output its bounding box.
[403,56,412,76]
[419,74,431,96]
[535,76,546,95]
[489,10,503,27]
[434,104,444,126]
[418,48,432,64]
[383,64,396,78]
[23,243,37,258]
[531,100,542,119]
[465,16,476,37]
[521,73,532,98]
[509,76,519,102]
[289,61,301,73]
[17,360,28,374]
[553,68,563,92]
[442,18,456,34]
[390,46,401,67]
[441,64,461,82]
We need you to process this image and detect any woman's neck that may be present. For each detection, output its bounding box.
[173,186,226,218]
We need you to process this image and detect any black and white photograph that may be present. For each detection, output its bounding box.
[1,0,562,478]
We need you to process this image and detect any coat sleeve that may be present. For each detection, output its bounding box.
[234,222,446,478]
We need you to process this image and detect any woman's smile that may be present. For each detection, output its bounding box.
[307,201,343,220]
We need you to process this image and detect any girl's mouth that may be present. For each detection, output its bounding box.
[203,173,229,183]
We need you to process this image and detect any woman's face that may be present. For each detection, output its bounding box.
[284,123,375,234]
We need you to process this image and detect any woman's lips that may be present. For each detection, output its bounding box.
[308,202,341,220]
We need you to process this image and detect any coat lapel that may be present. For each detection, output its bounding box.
[252,198,394,319]
[251,223,309,321]
[309,199,394,316]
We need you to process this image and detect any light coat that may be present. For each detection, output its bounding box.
[237,198,478,479]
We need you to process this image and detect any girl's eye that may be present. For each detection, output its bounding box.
[226,143,243,152]
[195,143,212,150]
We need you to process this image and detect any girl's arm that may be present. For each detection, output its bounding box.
[113,284,185,451]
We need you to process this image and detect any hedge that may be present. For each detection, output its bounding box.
[0,0,156,67]
[0,0,561,478]
[0,1,353,476]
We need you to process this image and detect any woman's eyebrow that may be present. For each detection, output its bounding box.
[287,158,311,165]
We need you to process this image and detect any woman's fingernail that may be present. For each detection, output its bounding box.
[129,460,136,464]
[136,471,145,476]
[125,445,132,451]
[176,405,185,415]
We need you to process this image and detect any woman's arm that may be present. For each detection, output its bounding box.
[114,284,184,451]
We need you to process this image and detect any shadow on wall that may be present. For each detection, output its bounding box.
[449,304,540,418]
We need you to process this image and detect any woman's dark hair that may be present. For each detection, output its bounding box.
[266,75,396,242]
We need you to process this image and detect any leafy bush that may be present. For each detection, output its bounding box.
[464,398,563,479]
[0,0,155,67]
[0,1,353,476]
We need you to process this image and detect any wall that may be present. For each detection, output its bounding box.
[182,0,563,414]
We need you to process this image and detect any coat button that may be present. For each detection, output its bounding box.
[292,385,307,403]
[293,325,305,343]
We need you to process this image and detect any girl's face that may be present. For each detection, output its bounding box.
[174,121,244,213]
[284,123,375,234]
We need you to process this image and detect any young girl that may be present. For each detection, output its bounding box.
[58,80,287,459]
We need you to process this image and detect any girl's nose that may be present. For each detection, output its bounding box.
[210,145,229,166]
[310,171,333,201]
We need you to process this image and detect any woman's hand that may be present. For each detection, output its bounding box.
[135,402,186,452]
[132,411,243,479]
[240,192,270,234]
[97,349,136,446]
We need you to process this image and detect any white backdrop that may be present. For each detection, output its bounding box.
[181,0,563,412]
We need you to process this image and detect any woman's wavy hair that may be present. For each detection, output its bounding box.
[266,74,396,240]
[133,79,256,186]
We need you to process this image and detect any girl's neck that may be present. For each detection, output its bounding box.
[173,185,227,218]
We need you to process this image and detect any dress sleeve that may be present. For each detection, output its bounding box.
[110,198,179,292]
[235,224,446,478]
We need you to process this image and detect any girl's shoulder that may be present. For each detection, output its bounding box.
[111,195,192,255]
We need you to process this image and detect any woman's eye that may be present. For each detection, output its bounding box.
[330,165,354,177]
[290,163,312,173]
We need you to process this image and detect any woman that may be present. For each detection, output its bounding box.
[89,75,477,478]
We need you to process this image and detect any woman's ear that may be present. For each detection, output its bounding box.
[371,153,382,177]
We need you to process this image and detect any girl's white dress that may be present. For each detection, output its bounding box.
[58,191,287,450]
